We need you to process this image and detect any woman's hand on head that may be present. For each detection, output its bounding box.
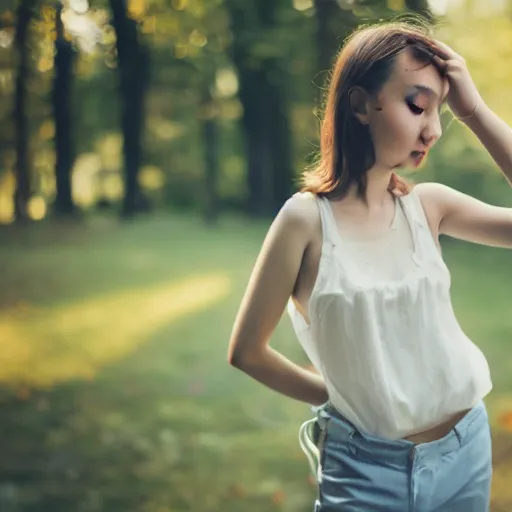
[432,40,483,120]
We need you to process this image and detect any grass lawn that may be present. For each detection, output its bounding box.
[0,213,511,512]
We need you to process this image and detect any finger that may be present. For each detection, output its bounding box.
[430,54,448,76]
[432,40,452,59]
[434,40,463,61]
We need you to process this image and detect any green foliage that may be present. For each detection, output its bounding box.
[0,0,511,219]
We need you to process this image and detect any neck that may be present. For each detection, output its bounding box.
[345,166,395,207]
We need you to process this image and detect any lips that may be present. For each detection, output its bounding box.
[410,150,426,165]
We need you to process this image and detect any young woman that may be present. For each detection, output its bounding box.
[227,22,512,511]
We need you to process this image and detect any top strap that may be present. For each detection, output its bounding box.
[401,187,429,229]
[315,196,341,247]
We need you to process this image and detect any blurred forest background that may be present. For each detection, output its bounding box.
[0,0,511,511]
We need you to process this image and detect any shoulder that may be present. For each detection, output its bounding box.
[410,182,456,227]
[413,181,455,201]
[413,181,468,213]
[414,182,512,247]
[278,191,321,235]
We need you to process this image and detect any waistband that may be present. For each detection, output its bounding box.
[315,400,488,466]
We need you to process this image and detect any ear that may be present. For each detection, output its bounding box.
[348,86,371,125]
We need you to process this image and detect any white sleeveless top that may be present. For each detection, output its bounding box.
[287,189,492,440]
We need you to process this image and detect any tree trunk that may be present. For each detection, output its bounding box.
[53,1,76,216]
[13,0,32,222]
[227,0,294,217]
[201,86,219,224]
[109,0,150,218]
[267,59,293,214]
[236,64,273,216]
[314,0,358,97]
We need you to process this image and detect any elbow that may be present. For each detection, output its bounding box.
[227,346,242,367]
[227,346,264,368]
[226,348,237,366]
[227,349,249,368]
[226,336,248,367]
[227,352,241,367]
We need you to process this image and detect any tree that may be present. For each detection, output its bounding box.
[225,0,295,217]
[109,0,150,218]
[314,0,358,97]
[200,82,219,224]
[52,0,76,216]
[13,0,34,221]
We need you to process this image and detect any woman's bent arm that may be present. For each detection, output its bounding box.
[231,346,329,406]
[227,194,328,406]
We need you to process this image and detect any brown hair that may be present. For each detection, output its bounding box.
[300,21,444,199]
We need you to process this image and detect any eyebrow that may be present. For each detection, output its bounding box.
[408,85,447,103]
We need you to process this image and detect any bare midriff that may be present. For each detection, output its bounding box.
[403,408,472,445]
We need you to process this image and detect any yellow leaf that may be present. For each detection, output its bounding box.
[128,0,145,19]
[498,411,512,431]
[387,0,405,11]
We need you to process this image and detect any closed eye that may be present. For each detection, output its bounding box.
[407,100,424,115]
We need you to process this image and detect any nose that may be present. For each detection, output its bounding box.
[421,114,442,148]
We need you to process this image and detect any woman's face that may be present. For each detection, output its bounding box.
[364,48,449,171]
